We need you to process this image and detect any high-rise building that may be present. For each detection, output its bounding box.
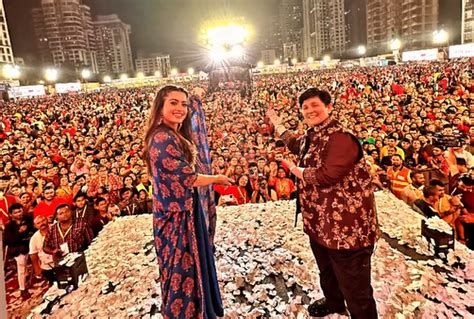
[366,0,402,54]
[303,0,346,60]
[260,49,277,65]
[261,11,283,60]
[94,14,133,74]
[32,0,98,72]
[463,0,474,43]
[401,0,439,50]
[0,0,14,64]
[279,0,304,61]
[344,0,367,52]
[367,0,444,52]
[135,54,171,77]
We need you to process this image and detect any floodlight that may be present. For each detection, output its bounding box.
[3,64,20,79]
[44,68,59,82]
[209,45,226,61]
[390,39,401,51]
[81,69,91,79]
[230,45,244,58]
[433,30,448,44]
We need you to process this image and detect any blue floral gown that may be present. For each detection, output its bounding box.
[150,124,223,318]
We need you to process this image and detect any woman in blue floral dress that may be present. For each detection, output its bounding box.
[143,86,231,318]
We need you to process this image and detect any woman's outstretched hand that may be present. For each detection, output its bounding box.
[215,175,234,186]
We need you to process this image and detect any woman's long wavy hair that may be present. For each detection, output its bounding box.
[143,85,196,175]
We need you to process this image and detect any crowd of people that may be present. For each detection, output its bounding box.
[0,59,473,303]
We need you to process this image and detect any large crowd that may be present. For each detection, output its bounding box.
[0,60,473,304]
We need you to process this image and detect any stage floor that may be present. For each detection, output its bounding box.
[29,192,474,318]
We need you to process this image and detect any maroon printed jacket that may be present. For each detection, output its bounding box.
[281,117,379,250]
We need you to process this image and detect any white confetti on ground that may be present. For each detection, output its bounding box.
[30,192,474,318]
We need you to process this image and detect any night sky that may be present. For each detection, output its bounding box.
[4,0,462,68]
[5,0,279,68]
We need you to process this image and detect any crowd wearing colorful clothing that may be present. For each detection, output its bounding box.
[0,59,473,306]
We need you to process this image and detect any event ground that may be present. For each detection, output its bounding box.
[8,192,468,318]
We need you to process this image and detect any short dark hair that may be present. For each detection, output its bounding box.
[410,170,424,179]
[423,185,438,198]
[120,187,133,196]
[73,192,87,202]
[95,196,107,206]
[74,174,85,182]
[298,88,331,107]
[391,154,403,160]
[275,140,285,148]
[55,204,71,214]
[429,179,446,187]
[43,186,55,193]
[9,203,24,214]
[248,162,258,168]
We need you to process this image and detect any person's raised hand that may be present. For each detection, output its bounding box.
[267,108,283,127]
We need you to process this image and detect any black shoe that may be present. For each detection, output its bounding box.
[308,298,348,317]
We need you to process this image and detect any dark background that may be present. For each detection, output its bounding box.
[4,0,462,68]
[5,0,279,68]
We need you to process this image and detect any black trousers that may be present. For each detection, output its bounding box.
[310,240,378,319]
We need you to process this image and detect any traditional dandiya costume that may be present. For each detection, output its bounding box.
[189,95,218,247]
[150,124,223,319]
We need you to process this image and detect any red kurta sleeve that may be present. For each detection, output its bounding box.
[280,131,302,156]
[303,133,362,186]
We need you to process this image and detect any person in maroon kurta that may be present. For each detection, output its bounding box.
[268,88,379,318]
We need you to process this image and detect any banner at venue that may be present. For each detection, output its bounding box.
[8,85,46,99]
[449,43,474,59]
[402,49,438,62]
[55,82,82,94]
